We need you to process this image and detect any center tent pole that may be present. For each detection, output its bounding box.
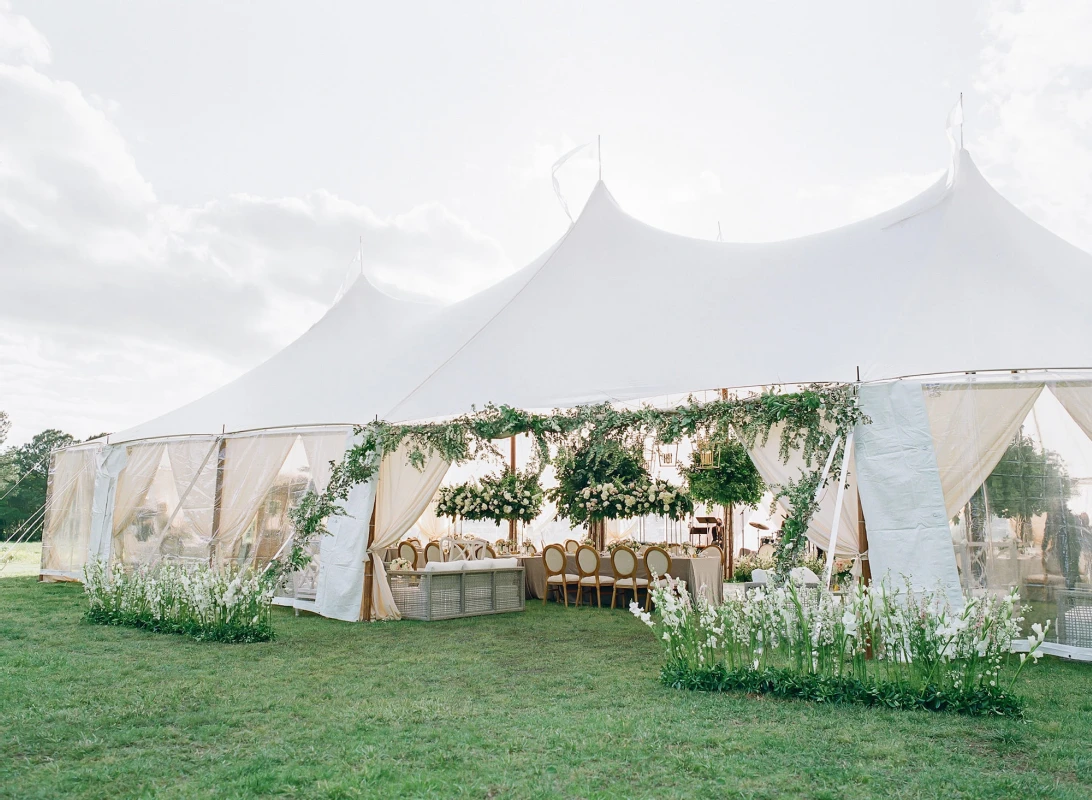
[508,436,518,545]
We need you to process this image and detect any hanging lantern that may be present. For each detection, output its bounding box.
[657,443,678,468]
[696,437,721,470]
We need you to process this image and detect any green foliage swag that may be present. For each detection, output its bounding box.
[680,435,765,510]
[281,385,866,583]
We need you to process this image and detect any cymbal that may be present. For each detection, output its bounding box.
[748,521,769,530]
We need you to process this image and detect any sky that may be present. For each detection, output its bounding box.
[1,0,1091,445]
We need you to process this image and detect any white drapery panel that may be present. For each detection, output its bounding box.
[315,429,375,621]
[745,422,860,557]
[855,381,963,607]
[165,438,219,562]
[88,445,127,564]
[213,434,297,570]
[922,382,1045,518]
[110,442,167,566]
[370,442,451,620]
[1049,383,1092,442]
[40,446,98,579]
[301,431,350,494]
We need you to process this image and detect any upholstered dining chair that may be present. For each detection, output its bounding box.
[575,545,615,607]
[543,543,579,606]
[485,545,497,559]
[564,539,580,554]
[397,541,420,569]
[424,541,443,564]
[643,545,672,611]
[610,546,648,609]
[699,544,722,561]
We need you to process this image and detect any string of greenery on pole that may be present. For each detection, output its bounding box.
[279,384,867,584]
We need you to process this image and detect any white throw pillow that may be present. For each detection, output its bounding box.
[424,561,465,573]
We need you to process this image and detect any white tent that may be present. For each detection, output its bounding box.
[116,149,1092,439]
[40,148,1092,655]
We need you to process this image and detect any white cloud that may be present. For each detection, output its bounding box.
[974,0,1092,253]
[0,10,509,444]
[0,0,49,65]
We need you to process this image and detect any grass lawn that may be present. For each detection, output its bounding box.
[1,573,1091,799]
[1,542,43,578]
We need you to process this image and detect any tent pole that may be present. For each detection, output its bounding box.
[822,431,854,586]
[857,492,871,587]
[360,499,377,622]
[508,436,517,545]
[725,503,733,580]
[208,437,227,568]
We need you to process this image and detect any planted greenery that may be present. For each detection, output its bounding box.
[634,576,1048,717]
[83,559,275,643]
[435,470,545,524]
[681,436,764,511]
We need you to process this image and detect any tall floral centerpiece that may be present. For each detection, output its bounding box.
[435,470,545,544]
[551,439,693,549]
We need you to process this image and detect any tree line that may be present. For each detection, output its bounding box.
[0,410,106,542]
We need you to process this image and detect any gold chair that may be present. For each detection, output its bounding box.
[424,541,442,564]
[485,545,497,558]
[543,543,579,606]
[575,545,615,607]
[564,539,580,554]
[698,544,722,561]
[397,541,421,569]
[610,546,648,609]
[643,545,672,611]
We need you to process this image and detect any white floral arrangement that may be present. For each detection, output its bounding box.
[607,538,648,555]
[573,478,694,522]
[634,575,1049,715]
[436,471,545,524]
[83,558,276,643]
[389,557,414,572]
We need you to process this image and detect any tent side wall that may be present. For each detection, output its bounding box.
[39,444,100,582]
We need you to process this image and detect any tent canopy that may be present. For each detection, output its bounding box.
[116,149,1092,442]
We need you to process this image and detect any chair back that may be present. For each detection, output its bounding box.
[699,544,722,561]
[543,544,567,577]
[611,546,637,579]
[485,545,497,559]
[564,539,580,554]
[644,545,672,580]
[424,541,442,564]
[398,541,419,568]
[575,545,600,577]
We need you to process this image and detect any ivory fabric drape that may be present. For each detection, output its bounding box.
[213,434,297,569]
[315,429,375,621]
[745,422,860,556]
[301,431,350,494]
[165,438,219,558]
[88,445,127,564]
[110,442,167,565]
[369,442,451,620]
[40,446,98,579]
[1049,383,1092,442]
[922,382,1044,518]
[855,381,963,607]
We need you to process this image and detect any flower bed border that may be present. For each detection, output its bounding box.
[660,663,1025,717]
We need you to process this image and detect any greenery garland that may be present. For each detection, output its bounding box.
[276,384,866,585]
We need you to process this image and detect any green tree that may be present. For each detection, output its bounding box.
[0,428,78,541]
[0,410,9,447]
[983,434,1071,542]
[681,436,765,569]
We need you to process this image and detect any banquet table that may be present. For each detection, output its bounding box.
[520,553,723,605]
